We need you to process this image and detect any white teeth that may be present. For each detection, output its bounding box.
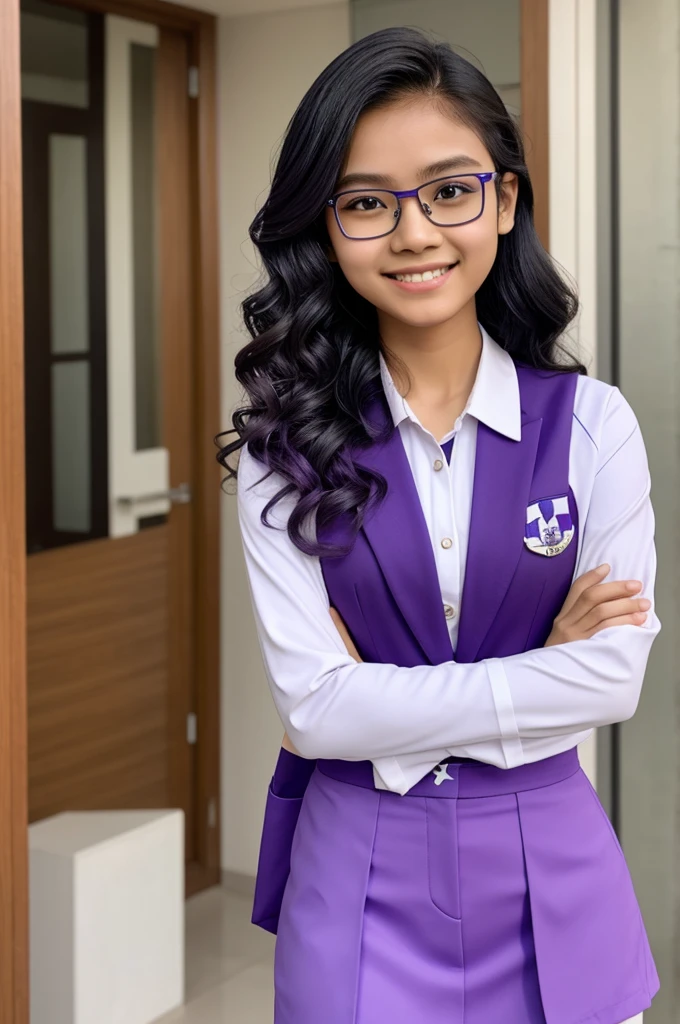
[394,264,453,283]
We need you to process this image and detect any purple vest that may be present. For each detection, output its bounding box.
[252,361,579,934]
[319,361,579,670]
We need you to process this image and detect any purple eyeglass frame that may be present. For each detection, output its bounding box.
[326,171,499,240]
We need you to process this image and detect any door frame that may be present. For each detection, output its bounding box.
[0,2,29,1019]
[54,0,223,895]
[521,0,550,250]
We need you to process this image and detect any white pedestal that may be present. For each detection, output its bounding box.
[29,809,185,1024]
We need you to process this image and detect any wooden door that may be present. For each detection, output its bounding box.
[21,2,201,874]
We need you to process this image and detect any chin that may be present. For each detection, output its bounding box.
[386,302,470,328]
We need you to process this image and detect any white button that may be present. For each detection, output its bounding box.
[444,603,457,620]
[441,537,453,549]
[433,458,444,471]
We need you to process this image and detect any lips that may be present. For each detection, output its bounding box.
[383,261,458,280]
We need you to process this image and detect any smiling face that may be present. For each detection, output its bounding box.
[325,93,518,335]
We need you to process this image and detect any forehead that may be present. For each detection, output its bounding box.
[340,96,491,186]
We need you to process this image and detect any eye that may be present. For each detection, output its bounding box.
[435,182,473,201]
[343,195,388,212]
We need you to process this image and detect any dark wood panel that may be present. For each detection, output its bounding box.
[521,0,550,250]
[27,530,170,822]
[0,0,29,1019]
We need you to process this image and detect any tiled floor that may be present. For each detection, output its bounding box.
[156,886,275,1023]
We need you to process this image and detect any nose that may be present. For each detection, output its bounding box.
[392,193,443,249]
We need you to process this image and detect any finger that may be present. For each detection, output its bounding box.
[557,569,610,614]
[559,565,611,616]
[584,612,648,638]
[569,583,644,628]
[580,596,650,632]
[564,578,643,625]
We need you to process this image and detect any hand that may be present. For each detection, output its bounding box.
[329,606,363,663]
[545,564,651,647]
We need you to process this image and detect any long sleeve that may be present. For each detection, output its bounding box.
[237,441,516,780]
[392,382,662,788]
[488,385,660,747]
[236,385,660,796]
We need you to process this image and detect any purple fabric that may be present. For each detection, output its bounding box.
[274,751,657,1024]
[317,744,580,799]
[318,364,581,670]
[440,434,455,464]
[251,362,660,1021]
[271,744,316,798]
[250,748,317,934]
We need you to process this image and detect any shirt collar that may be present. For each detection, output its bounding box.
[378,323,522,442]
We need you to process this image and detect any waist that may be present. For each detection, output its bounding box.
[316,747,581,799]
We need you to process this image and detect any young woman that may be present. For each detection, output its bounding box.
[217,26,660,1024]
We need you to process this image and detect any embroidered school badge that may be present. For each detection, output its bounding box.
[523,495,575,557]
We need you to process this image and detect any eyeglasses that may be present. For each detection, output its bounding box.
[326,171,499,240]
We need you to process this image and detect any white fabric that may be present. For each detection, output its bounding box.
[237,326,661,796]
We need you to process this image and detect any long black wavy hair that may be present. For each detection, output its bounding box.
[215,26,585,558]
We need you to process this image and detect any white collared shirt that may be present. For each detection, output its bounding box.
[236,326,661,795]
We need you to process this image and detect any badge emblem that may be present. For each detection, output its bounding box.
[524,495,574,557]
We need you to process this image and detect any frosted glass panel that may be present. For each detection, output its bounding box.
[21,0,89,109]
[616,0,680,1015]
[52,360,91,532]
[49,134,89,355]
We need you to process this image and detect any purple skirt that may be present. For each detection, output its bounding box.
[270,748,658,1024]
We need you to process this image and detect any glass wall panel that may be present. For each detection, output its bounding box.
[20,0,88,108]
[52,360,91,533]
[616,0,680,1019]
[49,134,89,355]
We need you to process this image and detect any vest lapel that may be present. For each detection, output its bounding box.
[454,412,542,663]
[352,398,452,667]
[352,391,543,667]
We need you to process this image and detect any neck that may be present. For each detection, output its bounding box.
[378,301,482,407]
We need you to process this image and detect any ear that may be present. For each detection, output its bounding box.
[497,172,519,236]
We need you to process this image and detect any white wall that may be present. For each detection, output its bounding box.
[548,0,598,784]
[218,2,352,876]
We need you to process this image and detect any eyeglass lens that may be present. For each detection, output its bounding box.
[334,175,486,239]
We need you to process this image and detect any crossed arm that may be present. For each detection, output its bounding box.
[238,390,660,795]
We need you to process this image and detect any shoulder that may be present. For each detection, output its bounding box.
[237,441,265,489]
[515,363,642,464]
[573,374,643,468]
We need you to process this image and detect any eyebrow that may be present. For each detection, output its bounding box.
[335,155,484,191]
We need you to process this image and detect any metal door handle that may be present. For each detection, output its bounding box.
[117,482,192,507]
